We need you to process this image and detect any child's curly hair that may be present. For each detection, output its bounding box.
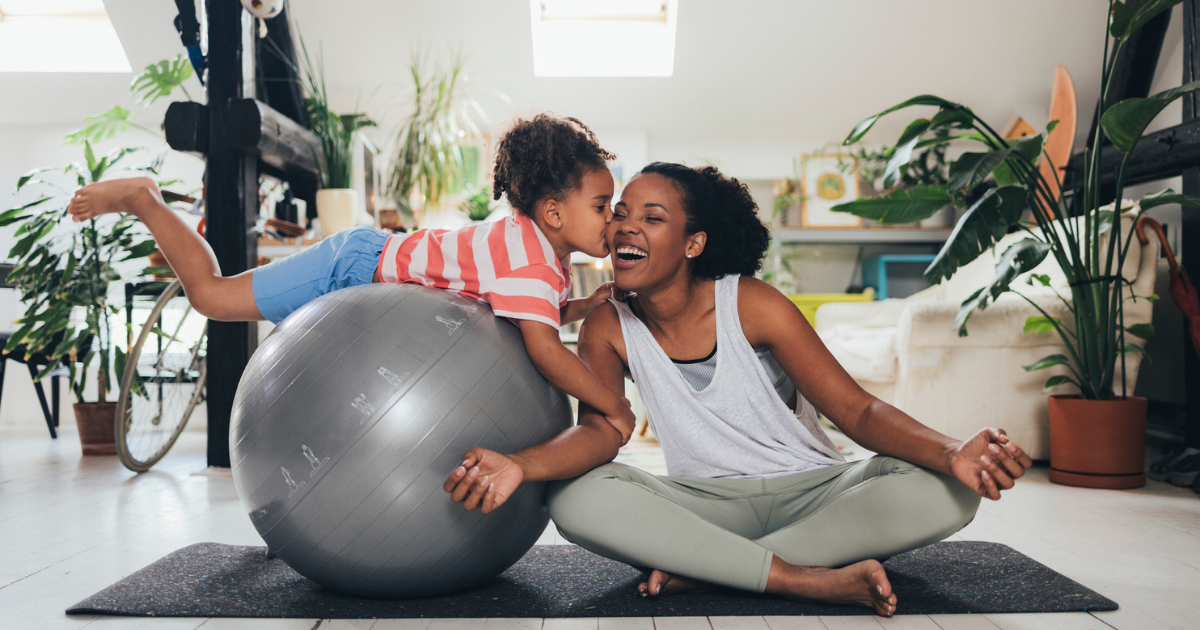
[492,114,616,216]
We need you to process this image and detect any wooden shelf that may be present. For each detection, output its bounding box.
[773,228,952,245]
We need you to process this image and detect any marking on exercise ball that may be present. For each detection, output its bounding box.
[436,316,466,336]
[378,367,410,391]
[302,444,329,478]
[458,302,480,316]
[250,508,270,525]
[352,394,376,424]
[282,466,306,497]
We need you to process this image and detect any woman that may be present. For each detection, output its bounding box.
[443,162,1033,616]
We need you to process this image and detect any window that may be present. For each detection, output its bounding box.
[530,0,678,77]
[0,0,132,72]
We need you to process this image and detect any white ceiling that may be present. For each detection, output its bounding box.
[0,1,1168,176]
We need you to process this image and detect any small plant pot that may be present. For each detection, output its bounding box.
[316,189,357,236]
[74,402,118,456]
[1048,395,1147,489]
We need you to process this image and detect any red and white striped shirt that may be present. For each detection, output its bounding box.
[375,213,572,329]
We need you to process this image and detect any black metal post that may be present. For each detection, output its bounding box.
[204,0,258,468]
[1182,1,1200,448]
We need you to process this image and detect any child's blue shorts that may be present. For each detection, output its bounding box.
[252,225,392,324]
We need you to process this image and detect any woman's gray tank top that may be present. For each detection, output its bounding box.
[612,274,844,479]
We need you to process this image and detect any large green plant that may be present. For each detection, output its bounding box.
[295,36,376,189]
[388,50,483,217]
[2,144,158,403]
[831,0,1192,401]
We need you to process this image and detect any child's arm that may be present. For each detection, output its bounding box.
[445,306,634,513]
[560,281,619,325]
[515,318,633,429]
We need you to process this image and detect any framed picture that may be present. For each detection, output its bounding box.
[800,154,861,228]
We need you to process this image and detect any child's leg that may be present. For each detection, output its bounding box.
[69,177,263,321]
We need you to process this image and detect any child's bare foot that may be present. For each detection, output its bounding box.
[68,177,159,222]
[772,559,896,617]
[637,570,717,598]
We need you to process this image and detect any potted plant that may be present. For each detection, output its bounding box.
[830,0,1192,489]
[459,183,497,222]
[387,50,484,228]
[295,36,376,236]
[3,144,158,454]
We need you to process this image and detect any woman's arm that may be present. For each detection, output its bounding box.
[443,303,636,513]
[737,278,1032,500]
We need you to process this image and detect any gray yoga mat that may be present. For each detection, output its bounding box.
[66,542,1117,618]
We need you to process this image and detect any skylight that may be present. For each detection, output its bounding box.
[530,0,678,77]
[0,0,132,72]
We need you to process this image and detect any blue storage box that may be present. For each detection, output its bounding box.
[862,254,936,300]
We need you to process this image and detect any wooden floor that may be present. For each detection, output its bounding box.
[1,426,1196,630]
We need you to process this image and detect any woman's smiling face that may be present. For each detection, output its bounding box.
[607,173,703,292]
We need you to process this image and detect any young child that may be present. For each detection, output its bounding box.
[67,113,634,436]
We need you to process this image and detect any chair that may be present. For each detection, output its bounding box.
[0,263,74,439]
[813,211,1160,459]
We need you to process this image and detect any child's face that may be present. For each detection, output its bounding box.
[557,167,615,259]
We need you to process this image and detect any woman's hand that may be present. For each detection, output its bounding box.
[949,428,1034,500]
[443,447,526,514]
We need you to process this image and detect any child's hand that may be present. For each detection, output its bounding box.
[604,396,636,446]
[443,446,526,514]
[586,281,624,313]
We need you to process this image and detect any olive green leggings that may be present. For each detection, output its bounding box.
[545,456,981,593]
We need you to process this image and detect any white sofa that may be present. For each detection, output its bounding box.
[814,212,1160,459]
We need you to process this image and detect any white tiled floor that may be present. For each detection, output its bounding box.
[1,425,1196,630]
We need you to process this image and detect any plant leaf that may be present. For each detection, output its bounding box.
[1138,188,1200,210]
[16,167,54,191]
[947,148,1013,198]
[1042,374,1076,394]
[1122,343,1150,364]
[843,96,968,145]
[883,119,932,188]
[1024,315,1060,335]
[1101,79,1200,152]
[992,134,1045,186]
[1123,0,1183,41]
[130,55,193,106]
[1110,1,1135,37]
[1125,323,1155,339]
[64,106,139,145]
[831,184,952,224]
[929,108,975,129]
[953,238,1051,335]
[926,185,1030,285]
[1024,353,1070,372]
[1026,273,1051,287]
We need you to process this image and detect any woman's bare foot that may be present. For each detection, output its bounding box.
[67,177,159,222]
[637,570,718,598]
[768,558,896,617]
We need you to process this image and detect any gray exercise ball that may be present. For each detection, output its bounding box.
[229,283,572,598]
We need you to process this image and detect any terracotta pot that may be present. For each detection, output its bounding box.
[74,402,118,456]
[316,189,357,236]
[1048,395,1147,489]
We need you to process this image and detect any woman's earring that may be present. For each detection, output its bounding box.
[687,253,693,258]
[557,222,562,227]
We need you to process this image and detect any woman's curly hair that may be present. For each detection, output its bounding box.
[492,114,616,216]
[636,162,770,280]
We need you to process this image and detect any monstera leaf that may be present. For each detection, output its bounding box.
[131,55,194,106]
[831,184,952,224]
[954,238,1052,335]
[926,185,1029,284]
[64,106,139,145]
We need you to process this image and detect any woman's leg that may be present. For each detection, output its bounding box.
[546,462,898,615]
[754,456,981,568]
[68,177,262,321]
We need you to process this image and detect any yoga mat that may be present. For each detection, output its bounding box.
[67,542,1116,618]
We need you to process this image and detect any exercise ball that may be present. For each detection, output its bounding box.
[229,283,572,598]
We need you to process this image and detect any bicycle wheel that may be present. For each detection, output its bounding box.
[115,279,208,472]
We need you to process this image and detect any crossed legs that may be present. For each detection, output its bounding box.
[545,457,980,616]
